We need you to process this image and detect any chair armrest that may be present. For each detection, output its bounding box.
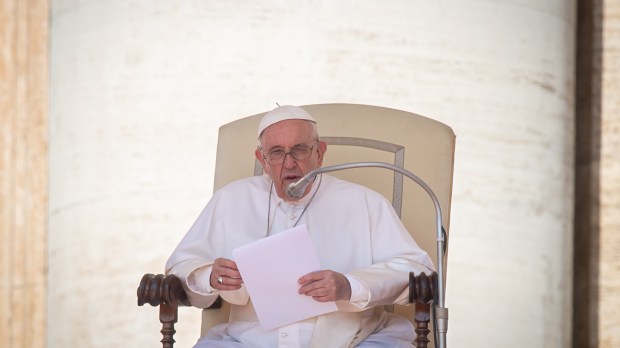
[137,273,190,308]
[409,271,436,304]
[137,273,223,348]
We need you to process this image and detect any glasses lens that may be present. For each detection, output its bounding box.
[291,146,312,160]
[265,145,314,165]
[266,150,285,164]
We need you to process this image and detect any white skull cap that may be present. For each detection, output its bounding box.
[257,105,316,138]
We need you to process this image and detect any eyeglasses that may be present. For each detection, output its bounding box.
[261,144,315,165]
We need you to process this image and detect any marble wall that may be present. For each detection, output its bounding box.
[48,1,577,347]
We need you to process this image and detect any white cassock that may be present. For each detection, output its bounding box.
[165,174,435,347]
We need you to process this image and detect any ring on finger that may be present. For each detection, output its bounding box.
[217,276,223,285]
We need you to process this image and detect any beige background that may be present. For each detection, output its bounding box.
[1,0,619,347]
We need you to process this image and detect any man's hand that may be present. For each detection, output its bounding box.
[298,270,351,302]
[210,257,243,290]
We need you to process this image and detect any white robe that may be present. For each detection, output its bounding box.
[166,174,434,347]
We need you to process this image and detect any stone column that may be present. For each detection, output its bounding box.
[598,1,620,346]
[574,1,620,347]
[0,0,49,347]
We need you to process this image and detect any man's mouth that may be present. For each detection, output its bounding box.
[283,175,301,182]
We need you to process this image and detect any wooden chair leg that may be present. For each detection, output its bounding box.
[414,301,431,348]
[160,301,178,348]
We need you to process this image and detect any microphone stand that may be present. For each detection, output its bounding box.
[287,162,448,348]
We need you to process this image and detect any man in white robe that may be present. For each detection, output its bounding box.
[166,105,435,347]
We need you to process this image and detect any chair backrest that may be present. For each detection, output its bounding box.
[204,103,455,345]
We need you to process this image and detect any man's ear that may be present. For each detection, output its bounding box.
[255,148,270,173]
[316,140,327,166]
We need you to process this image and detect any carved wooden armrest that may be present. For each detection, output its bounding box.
[137,273,223,348]
[137,273,190,308]
[409,271,438,348]
[137,274,190,348]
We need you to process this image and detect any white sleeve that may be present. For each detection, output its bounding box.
[345,274,370,308]
[188,265,218,294]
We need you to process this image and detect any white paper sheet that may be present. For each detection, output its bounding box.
[232,224,338,330]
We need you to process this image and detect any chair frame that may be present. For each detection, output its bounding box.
[137,103,454,348]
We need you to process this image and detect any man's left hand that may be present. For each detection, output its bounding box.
[298,270,351,302]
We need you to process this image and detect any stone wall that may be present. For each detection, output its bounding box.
[0,1,49,347]
[48,1,578,347]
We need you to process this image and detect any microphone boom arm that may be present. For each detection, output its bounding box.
[287,161,448,348]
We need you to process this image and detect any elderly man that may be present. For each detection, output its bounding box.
[166,105,434,347]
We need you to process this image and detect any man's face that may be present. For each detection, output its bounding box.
[255,119,327,201]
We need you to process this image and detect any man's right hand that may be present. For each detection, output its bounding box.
[210,257,243,290]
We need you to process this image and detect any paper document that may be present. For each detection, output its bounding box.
[232,224,338,330]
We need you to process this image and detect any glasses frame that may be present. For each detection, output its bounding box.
[260,144,316,165]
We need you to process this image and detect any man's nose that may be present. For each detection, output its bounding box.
[282,152,297,168]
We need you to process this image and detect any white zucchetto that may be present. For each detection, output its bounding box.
[257,105,316,138]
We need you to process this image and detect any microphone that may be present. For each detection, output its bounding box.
[286,161,449,348]
[286,175,317,198]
